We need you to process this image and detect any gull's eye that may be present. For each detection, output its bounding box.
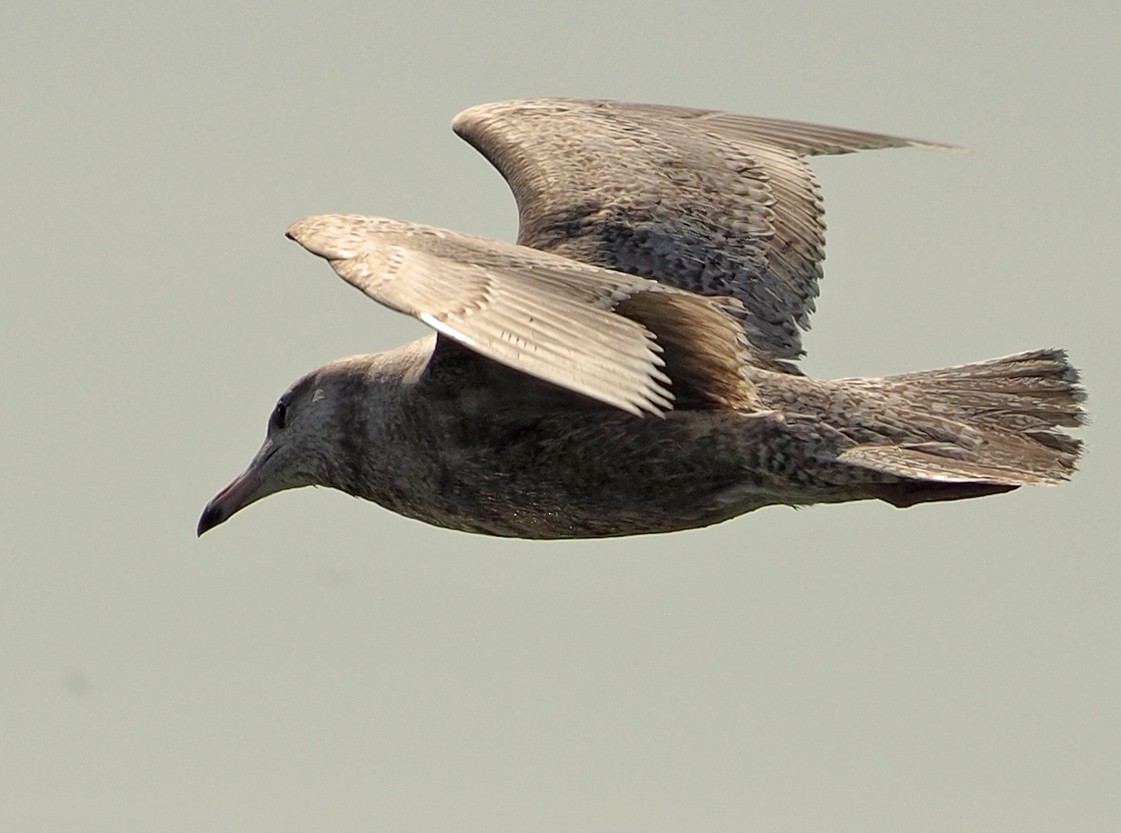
[268,400,288,432]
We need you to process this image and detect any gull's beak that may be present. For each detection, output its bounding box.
[197,441,277,536]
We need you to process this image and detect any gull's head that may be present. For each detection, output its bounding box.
[197,353,403,536]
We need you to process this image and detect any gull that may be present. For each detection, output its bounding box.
[198,98,1083,539]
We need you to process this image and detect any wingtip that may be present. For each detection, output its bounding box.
[284,215,359,260]
[451,104,484,137]
[285,217,318,246]
[909,138,969,154]
[285,217,310,245]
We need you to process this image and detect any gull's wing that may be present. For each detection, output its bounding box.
[286,214,755,416]
[453,98,955,364]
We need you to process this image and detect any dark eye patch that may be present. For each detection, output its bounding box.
[269,399,288,432]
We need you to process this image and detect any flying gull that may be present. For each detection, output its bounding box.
[198,98,1083,539]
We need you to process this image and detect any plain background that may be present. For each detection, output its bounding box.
[3,2,1118,831]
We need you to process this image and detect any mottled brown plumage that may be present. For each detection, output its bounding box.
[198,99,1083,539]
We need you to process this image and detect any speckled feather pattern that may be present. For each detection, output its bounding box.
[198,99,1083,539]
[453,99,952,363]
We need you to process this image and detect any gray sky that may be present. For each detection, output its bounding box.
[3,2,1118,831]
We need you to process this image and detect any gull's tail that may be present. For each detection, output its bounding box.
[822,349,1085,507]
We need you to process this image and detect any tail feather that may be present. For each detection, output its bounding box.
[883,349,1084,434]
[828,349,1085,497]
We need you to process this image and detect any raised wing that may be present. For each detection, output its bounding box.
[453,98,955,364]
[286,214,754,416]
